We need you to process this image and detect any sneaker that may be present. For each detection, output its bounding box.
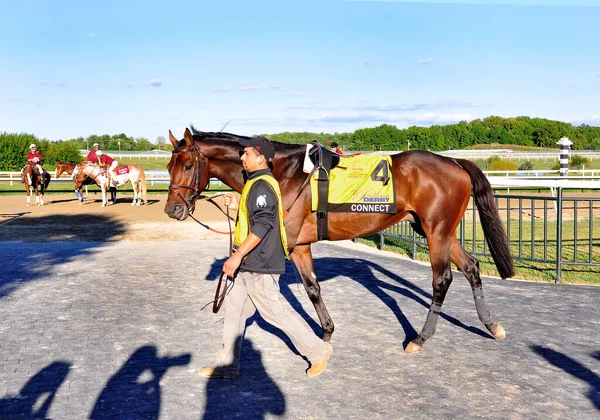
[198,367,240,379]
[306,343,333,378]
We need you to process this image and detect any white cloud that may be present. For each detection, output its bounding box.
[54,81,66,87]
[239,85,263,91]
[148,78,163,87]
[354,100,483,112]
[217,85,233,92]
[269,84,283,89]
[86,33,96,39]
[362,59,371,66]
[419,57,435,65]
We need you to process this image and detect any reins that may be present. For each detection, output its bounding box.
[170,142,236,313]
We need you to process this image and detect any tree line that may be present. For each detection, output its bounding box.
[266,116,600,152]
[1,116,599,170]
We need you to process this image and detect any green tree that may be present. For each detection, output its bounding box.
[0,132,38,170]
[156,136,166,150]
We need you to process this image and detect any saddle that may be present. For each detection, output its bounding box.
[308,142,340,241]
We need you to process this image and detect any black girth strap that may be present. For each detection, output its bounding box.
[311,142,333,241]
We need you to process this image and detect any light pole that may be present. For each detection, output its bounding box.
[407,140,410,151]
[118,141,121,154]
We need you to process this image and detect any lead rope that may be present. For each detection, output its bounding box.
[196,199,235,313]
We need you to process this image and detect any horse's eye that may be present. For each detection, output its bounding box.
[185,164,193,171]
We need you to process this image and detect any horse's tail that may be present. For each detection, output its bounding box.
[455,158,515,279]
[43,172,51,190]
[140,169,147,204]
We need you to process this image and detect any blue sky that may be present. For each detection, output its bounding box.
[1,0,599,143]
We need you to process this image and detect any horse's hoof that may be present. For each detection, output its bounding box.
[26,203,30,207]
[405,341,424,353]
[488,323,506,340]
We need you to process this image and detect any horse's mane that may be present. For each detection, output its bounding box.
[190,126,305,158]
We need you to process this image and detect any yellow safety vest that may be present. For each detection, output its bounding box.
[233,174,290,259]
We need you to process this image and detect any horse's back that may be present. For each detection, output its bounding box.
[392,150,472,218]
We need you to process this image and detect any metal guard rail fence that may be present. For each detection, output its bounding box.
[377,188,600,283]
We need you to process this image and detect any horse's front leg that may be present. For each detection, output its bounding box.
[34,185,40,206]
[290,244,334,342]
[101,184,108,207]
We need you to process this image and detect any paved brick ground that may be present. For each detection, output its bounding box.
[0,236,599,419]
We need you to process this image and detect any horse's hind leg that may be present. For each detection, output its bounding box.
[450,239,505,339]
[290,244,334,342]
[406,235,453,353]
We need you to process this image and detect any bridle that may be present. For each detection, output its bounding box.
[169,143,207,216]
[169,142,236,313]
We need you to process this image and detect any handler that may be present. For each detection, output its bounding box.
[200,135,333,379]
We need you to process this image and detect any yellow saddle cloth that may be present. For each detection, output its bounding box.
[310,154,396,213]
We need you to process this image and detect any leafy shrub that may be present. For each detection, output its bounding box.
[518,161,534,171]
[487,157,518,172]
[570,155,589,169]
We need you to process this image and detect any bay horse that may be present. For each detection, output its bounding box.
[55,161,117,204]
[75,162,147,207]
[165,127,514,353]
[22,163,51,206]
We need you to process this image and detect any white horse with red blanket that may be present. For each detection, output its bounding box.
[74,162,147,207]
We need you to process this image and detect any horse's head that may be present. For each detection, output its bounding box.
[164,128,211,220]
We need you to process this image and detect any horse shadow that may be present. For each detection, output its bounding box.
[205,254,490,352]
[531,345,600,411]
[90,345,191,419]
[0,214,127,300]
[0,361,70,419]
[203,339,285,419]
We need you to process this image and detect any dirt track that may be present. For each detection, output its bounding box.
[0,193,232,242]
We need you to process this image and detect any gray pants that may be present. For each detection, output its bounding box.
[216,271,329,374]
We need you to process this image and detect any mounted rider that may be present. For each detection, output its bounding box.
[95,150,119,186]
[86,143,100,163]
[21,144,44,180]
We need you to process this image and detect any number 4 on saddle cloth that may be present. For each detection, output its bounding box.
[305,143,397,241]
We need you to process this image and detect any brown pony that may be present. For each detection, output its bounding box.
[23,163,50,206]
[165,128,514,353]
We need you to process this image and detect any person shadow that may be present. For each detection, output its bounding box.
[203,339,285,419]
[532,345,600,411]
[90,345,191,420]
[0,360,70,419]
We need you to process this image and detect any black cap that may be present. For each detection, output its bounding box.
[238,136,275,161]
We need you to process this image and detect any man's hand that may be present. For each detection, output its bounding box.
[222,252,243,277]
[223,194,239,211]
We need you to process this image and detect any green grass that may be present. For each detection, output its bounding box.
[359,217,600,285]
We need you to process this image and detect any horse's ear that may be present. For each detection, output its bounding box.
[168,130,179,148]
[183,128,194,147]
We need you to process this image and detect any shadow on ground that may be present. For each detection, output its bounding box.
[0,361,71,419]
[203,339,285,419]
[206,255,493,355]
[532,345,600,411]
[0,214,127,299]
[90,345,191,419]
